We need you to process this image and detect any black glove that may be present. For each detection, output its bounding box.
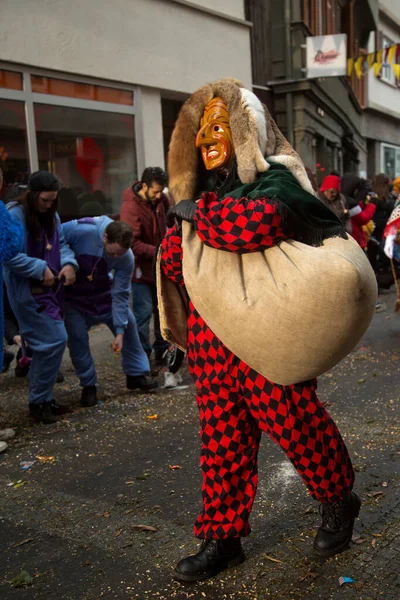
[166,199,197,229]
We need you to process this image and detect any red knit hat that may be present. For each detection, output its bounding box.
[320,175,341,193]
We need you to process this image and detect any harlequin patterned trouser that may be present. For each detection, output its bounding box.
[186,303,355,540]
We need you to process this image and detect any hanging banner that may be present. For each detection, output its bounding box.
[306,34,347,78]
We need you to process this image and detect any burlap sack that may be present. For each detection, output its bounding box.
[175,222,377,385]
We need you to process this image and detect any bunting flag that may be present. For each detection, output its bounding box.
[354,55,364,79]
[392,64,400,79]
[347,58,354,77]
[374,49,383,77]
[347,43,400,81]
[367,53,375,69]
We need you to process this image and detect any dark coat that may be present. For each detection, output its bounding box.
[120,183,169,284]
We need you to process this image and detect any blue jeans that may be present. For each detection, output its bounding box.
[64,306,150,387]
[131,282,168,357]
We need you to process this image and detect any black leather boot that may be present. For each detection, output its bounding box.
[174,538,245,582]
[313,492,361,557]
[29,403,58,424]
[126,375,158,392]
[49,400,70,415]
[81,386,98,407]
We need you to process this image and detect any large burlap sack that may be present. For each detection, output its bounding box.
[179,222,377,385]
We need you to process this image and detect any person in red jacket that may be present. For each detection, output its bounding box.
[351,193,377,250]
[120,167,170,362]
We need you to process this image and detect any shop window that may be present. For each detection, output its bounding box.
[34,104,136,219]
[31,76,134,106]
[0,70,23,91]
[0,100,29,199]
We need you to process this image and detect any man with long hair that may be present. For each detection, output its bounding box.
[3,171,78,424]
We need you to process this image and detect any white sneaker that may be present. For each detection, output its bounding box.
[0,441,8,453]
[163,371,184,389]
[0,428,15,441]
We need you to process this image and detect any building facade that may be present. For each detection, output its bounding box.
[364,0,400,179]
[247,0,379,183]
[0,0,252,217]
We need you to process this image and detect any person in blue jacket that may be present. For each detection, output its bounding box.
[3,171,78,424]
[0,186,24,373]
[62,216,157,407]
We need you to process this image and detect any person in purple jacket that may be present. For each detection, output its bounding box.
[3,171,78,424]
[62,216,157,408]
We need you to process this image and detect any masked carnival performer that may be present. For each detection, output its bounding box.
[157,79,376,582]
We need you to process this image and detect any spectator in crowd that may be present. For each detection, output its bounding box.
[2,282,65,381]
[319,174,349,225]
[2,282,31,375]
[371,174,394,245]
[62,217,157,408]
[342,173,385,309]
[0,168,24,451]
[120,167,170,364]
[3,171,78,424]
[350,183,377,251]
[389,176,400,204]
[341,174,376,247]
[383,180,400,262]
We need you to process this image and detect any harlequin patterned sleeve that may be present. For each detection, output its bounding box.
[194,191,286,253]
[160,225,185,287]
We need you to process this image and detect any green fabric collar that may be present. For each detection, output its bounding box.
[221,162,346,246]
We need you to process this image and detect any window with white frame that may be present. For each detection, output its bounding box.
[381,143,400,180]
[381,36,396,86]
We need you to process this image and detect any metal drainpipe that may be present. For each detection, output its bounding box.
[284,0,294,146]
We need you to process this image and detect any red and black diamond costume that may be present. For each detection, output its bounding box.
[161,190,354,540]
[157,79,373,580]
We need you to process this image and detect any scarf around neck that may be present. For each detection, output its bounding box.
[220,162,347,246]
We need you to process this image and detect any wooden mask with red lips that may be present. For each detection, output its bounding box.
[195,97,234,171]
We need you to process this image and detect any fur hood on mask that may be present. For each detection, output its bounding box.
[167,78,314,203]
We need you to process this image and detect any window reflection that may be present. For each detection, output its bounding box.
[34,104,136,219]
[0,99,29,199]
[31,75,133,106]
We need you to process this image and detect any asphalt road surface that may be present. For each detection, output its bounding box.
[0,292,399,599]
